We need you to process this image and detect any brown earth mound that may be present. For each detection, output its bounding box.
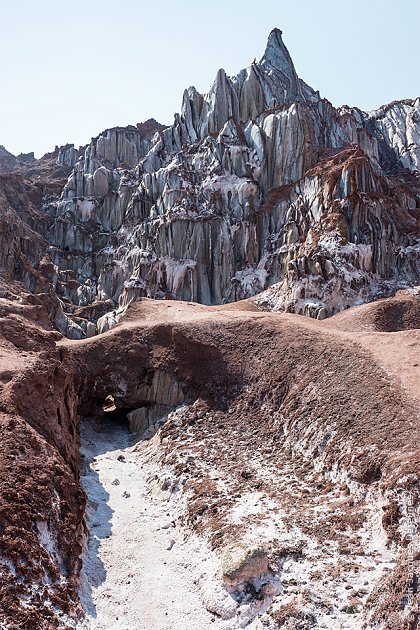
[0,294,418,628]
[329,290,420,333]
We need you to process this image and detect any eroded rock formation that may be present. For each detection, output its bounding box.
[0,27,419,630]
[0,29,418,338]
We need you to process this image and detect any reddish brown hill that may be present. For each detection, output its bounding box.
[0,293,418,628]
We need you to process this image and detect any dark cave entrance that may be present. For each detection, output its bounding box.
[99,394,131,432]
[91,369,186,439]
[101,406,131,429]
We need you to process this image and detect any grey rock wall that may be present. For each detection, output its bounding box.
[4,29,419,334]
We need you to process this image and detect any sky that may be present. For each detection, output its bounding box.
[0,0,419,158]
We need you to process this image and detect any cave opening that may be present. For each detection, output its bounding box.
[80,368,187,449]
[99,394,131,432]
[102,406,132,429]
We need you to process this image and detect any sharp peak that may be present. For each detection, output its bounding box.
[268,27,283,39]
[265,28,286,50]
[261,27,296,72]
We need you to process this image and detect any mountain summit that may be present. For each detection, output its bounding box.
[0,28,418,337]
[178,29,319,140]
[261,27,300,78]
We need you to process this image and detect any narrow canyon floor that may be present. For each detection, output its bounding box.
[78,415,398,630]
[78,419,219,630]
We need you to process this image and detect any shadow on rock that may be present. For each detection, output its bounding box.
[78,420,117,618]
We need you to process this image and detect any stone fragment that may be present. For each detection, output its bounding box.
[221,544,269,591]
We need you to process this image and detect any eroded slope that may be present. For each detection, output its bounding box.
[0,292,418,628]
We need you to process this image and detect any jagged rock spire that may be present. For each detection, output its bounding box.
[261,28,293,70]
[259,28,315,103]
[177,28,318,143]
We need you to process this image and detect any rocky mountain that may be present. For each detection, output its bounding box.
[0,145,37,173]
[0,145,23,174]
[0,28,418,339]
[0,27,419,630]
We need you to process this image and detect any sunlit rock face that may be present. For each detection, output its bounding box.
[366,99,420,171]
[13,29,420,326]
[255,146,420,316]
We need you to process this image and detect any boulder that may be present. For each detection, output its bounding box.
[221,544,269,591]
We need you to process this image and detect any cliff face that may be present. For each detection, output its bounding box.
[1,29,419,337]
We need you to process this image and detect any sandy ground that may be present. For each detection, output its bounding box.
[354,329,420,405]
[78,420,225,630]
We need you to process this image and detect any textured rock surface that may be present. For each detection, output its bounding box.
[0,145,21,174]
[221,545,269,591]
[0,28,418,337]
[367,98,420,171]
[0,27,419,630]
[126,370,184,432]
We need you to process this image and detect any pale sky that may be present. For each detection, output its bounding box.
[0,0,419,157]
